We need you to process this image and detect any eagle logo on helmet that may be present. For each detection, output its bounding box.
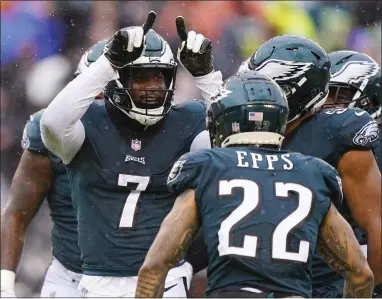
[255,59,313,81]
[211,87,233,102]
[353,120,379,146]
[331,61,379,84]
[237,59,250,73]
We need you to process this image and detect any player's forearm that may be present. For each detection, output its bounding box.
[1,153,52,272]
[1,212,27,271]
[366,221,382,284]
[343,269,374,298]
[40,54,119,162]
[194,70,223,104]
[136,263,167,298]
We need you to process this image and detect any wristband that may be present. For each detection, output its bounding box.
[1,270,15,291]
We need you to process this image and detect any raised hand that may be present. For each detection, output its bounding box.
[105,11,157,69]
[176,16,214,77]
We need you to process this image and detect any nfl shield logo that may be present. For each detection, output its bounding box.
[232,122,240,133]
[131,139,141,151]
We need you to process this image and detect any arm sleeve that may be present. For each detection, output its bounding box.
[40,54,119,164]
[193,70,223,104]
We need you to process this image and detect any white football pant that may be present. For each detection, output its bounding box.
[78,261,193,297]
[40,258,82,297]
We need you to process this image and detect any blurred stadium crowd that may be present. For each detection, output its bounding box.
[1,1,381,296]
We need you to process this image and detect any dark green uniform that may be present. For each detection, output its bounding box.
[283,107,379,297]
[66,100,206,276]
[22,109,82,273]
[167,146,343,298]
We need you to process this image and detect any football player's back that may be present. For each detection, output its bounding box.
[193,146,337,298]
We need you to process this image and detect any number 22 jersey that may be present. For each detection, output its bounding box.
[167,147,343,298]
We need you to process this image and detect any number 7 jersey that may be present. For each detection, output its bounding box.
[66,100,206,277]
[167,147,343,298]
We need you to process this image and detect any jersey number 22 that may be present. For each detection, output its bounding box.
[218,179,312,262]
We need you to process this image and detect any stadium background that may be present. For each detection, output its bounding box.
[1,1,381,296]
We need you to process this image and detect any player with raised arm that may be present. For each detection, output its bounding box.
[0,39,107,298]
[40,12,223,297]
[237,35,381,297]
[136,71,374,298]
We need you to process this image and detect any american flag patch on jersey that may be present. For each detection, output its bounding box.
[248,112,263,121]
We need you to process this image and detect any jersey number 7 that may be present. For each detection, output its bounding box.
[118,174,150,228]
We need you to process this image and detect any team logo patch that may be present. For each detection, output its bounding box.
[232,122,240,133]
[353,120,379,146]
[331,61,379,84]
[131,139,141,151]
[255,59,313,81]
[167,160,186,184]
[125,155,145,165]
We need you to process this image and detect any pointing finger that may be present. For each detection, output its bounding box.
[176,16,188,41]
[142,11,156,34]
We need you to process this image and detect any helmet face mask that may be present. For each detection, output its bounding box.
[105,29,177,126]
[325,82,370,109]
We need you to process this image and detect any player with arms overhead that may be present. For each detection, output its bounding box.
[0,40,107,298]
[40,12,223,297]
[136,71,374,298]
[238,35,381,297]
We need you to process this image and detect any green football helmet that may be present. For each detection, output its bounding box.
[104,29,177,126]
[327,50,381,123]
[74,38,110,78]
[245,34,331,122]
[207,70,289,148]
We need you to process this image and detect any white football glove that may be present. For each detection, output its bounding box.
[104,11,156,69]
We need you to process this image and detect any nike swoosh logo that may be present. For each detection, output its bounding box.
[164,284,177,292]
[355,111,366,116]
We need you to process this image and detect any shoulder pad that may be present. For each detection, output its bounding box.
[172,99,207,114]
[338,108,378,150]
[320,108,379,150]
[21,109,49,155]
